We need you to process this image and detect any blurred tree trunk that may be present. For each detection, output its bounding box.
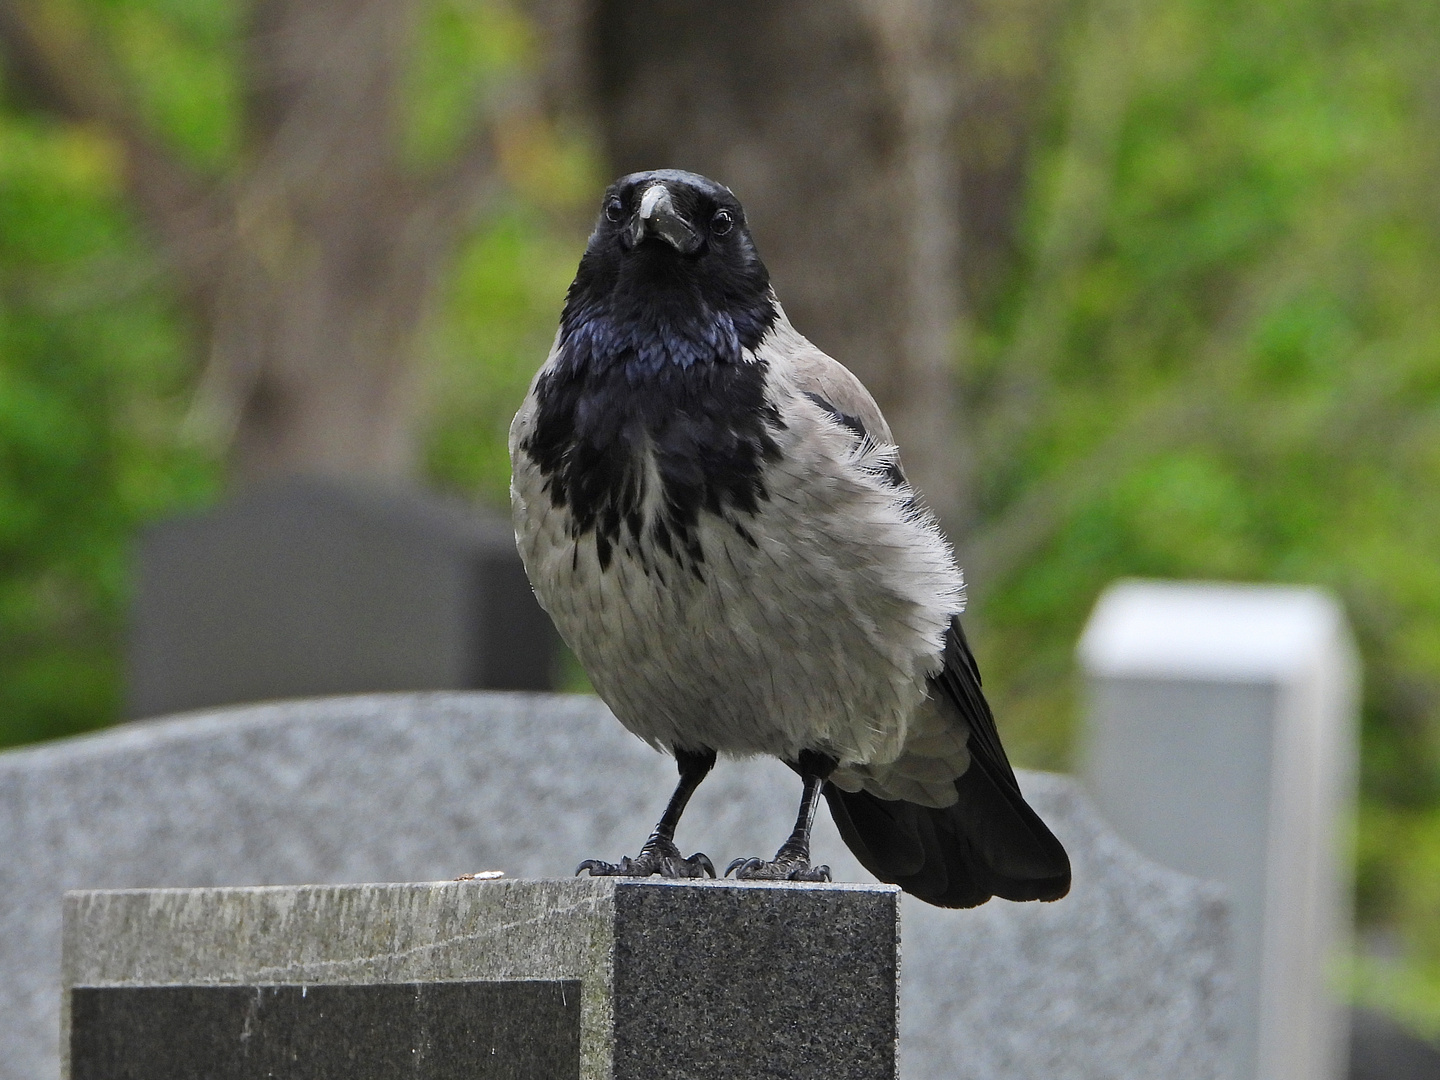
[528,0,1064,540]
[569,0,968,527]
[0,0,506,483]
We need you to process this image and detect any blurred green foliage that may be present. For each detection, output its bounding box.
[423,209,584,506]
[0,113,215,743]
[104,1,241,169]
[3,0,1440,1035]
[0,0,584,744]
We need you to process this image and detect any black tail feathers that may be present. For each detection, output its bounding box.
[823,617,1072,909]
[823,763,1071,908]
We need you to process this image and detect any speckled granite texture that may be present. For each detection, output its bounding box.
[62,879,898,1080]
[70,981,581,1080]
[3,691,1231,1080]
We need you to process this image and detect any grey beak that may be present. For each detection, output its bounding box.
[632,183,700,254]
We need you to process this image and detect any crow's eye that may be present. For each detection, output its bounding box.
[711,208,735,236]
[605,198,625,223]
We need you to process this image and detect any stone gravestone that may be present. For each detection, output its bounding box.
[0,692,1230,1080]
[62,879,898,1080]
[128,478,556,718]
[1079,580,1360,1080]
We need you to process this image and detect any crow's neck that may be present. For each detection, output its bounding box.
[557,269,777,380]
[557,307,745,381]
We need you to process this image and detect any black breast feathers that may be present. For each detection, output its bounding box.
[519,312,784,579]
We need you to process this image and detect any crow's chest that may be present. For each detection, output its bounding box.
[516,358,784,579]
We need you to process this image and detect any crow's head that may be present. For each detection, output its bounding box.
[559,170,777,365]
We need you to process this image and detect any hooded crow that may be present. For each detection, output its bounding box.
[509,170,1070,908]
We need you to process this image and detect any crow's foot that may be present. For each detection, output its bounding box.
[724,853,832,882]
[576,837,716,879]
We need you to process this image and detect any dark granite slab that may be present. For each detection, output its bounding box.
[71,981,580,1080]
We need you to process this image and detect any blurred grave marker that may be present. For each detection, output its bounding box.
[1080,579,1360,1080]
[127,478,555,718]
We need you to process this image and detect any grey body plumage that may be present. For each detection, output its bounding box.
[510,170,1070,907]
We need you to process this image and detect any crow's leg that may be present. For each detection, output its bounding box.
[577,747,717,879]
[726,751,834,883]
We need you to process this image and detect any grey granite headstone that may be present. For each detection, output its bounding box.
[62,878,898,1080]
[1,692,1230,1080]
[128,478,556,718]
[1080,580,1359,1080]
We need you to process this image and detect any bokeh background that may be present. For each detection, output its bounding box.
[1,0,1439,1043]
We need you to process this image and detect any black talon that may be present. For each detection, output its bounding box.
[729,853,831,882]
[691,853,718,878]
[731,857,765,878]
[727,766,835,883]
[575,748,835,886]
[671,854,715,880]
[573,748,717,881]
[576,839,714,879]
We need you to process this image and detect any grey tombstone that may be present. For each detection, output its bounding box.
[1,692,1230,1080]
[128,478,556,718]
[1079,579,1360,1080]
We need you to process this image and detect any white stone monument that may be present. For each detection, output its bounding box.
[1079,579,1360,1080]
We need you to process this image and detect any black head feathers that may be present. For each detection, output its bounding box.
[558,170,778,375]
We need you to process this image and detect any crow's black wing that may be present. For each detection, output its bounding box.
[800,380,1070,907]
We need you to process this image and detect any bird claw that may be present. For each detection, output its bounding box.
[725,854,832,882]
[575,839,716,880]
[668,851,717,878]
[575,858,620,876]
